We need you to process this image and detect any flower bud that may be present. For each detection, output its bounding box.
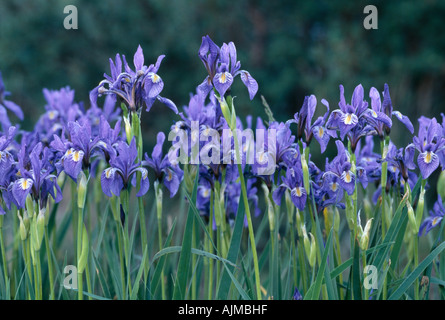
[333,207,340,233]
[78,224,89,274]
[25,194,34,219]
[218,96,232,128]
[363,197,372,221]
[359,218,373,250]
[124,115,132,144]
[308,233,317,268]
[416,187,426,228]
[262,184,275,232]
[323,207,333,233]
[345,193,354,230]
[438,170,445,202]
[296,209,303,233]
[77,171,88,210]
[285,189,295,225]
[301,157,310,195]
[155,182,163,221]
[33,209,45,251]
[18,214,28,241]
[302,225,316,267]
[407,202,417,235]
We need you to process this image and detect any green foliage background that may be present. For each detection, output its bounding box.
[1,0,444,156]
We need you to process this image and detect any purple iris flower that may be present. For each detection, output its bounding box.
[385,141,416,183]
[198,35,258,100]
[290,94,335,153]
[0,71,24,131]
[11,142,62,209]
[273,164,307,211]
[406,116,445,179]
[326,84,392,152]
[418,195,444,236]
[0,126,18,174]
[50,118,107,180]
[101,138,149,198]
[90,45,177,114]
[143,132,183,198]
[322,140,366,196]
[369,84,414,137]
[292,287,303,300]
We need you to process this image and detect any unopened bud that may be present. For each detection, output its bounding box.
[359,218,373,250]
[18,214,28,241]
[416,187,426,228]
[78,224,89,274]
[124,115,132,144]
[363,197,372,221]
[438,170,445,201]
[25,195,34,218]
[77,171,88,210]
[262,184,275,232]
[407,202,417,234]
[308,233,317,267]
[333,207,340,233]
[301,157,310,195]
[285,189,295,224]
[35,209,45,251]
[323,207,333,233]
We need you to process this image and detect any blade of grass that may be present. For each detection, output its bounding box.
[389,241,445,300]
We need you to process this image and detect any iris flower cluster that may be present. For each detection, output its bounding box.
[1,35,445,301]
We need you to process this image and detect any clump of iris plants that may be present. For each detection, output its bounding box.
[0,36,444,301]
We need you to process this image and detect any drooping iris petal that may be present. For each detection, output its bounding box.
[163,167,180,198]
[417,151,439,179]
[3,100,24,120]
[392,111,414,134]
[135,167,150,197]
[63,149,84,180]
[101,167,124,197]
[290,186,307,211]
[12,178,34,208]
[213,71,233,98]
[156,96,178,114]
[240,71,258,100]
[311,125,330,153]
[145,73,164,99]
[339,170,356,195]
[272,185,287,206]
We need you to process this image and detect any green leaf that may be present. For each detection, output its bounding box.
[172,172,199,300]
[217,196,245,299]
[304,229,333,300]
[389,241,445,300]
[130,246,148,300]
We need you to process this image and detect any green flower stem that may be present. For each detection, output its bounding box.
[220,95,261,299]
[414,235,419,300]
[362,251,368,300]
[0,217,8,287]
[334,231,344,299]
[44,226,54,300]
[85,260,93,300]
[380,136,389,299]
[21,238,32,300]
[232,124,261,300]
[155,182,166,300]
[120,189,132,296]
[77,272,83,300]
[289,219,298,289]
[207,189,215,300]
[115,218,126,300]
